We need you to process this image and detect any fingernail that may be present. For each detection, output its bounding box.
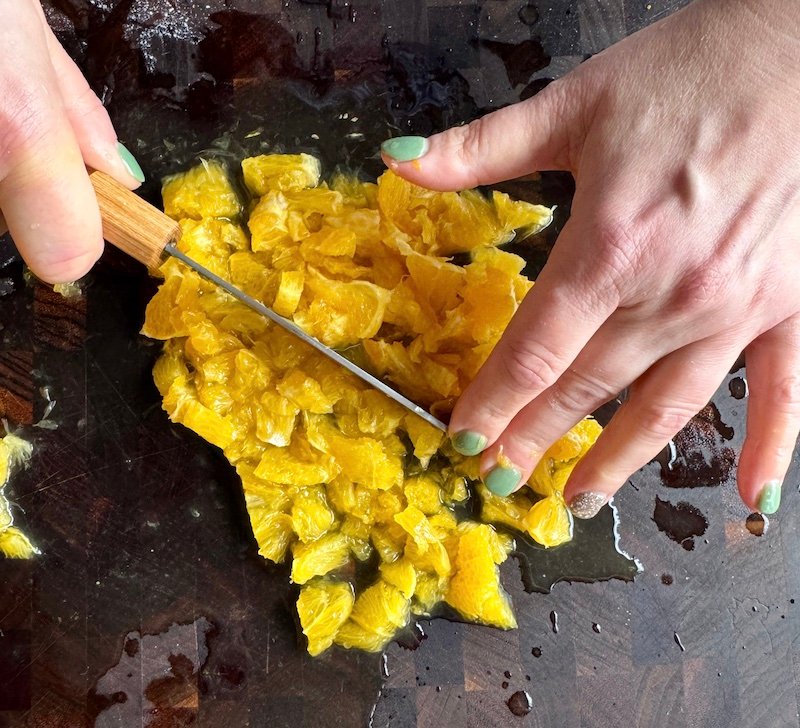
[381,136,429,162]
[117,142,145,183]
[451,430,488,456]
[757,480,782,515]
[569,492,607,519]
[485,464,522,497]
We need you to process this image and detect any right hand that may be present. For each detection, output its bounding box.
[0,0,144,283]
[383,0,800,518]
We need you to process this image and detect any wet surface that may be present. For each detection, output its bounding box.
[729,376,748,400]
[89,618,214,726]
[652,496,708,551]
[512,501,641,594]
[507,690,533,717]
[745,512,768,537]
[657,403,736,489]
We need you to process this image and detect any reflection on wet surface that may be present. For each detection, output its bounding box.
[89,617,214,727]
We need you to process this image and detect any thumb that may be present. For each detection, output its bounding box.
[380,81,579,191]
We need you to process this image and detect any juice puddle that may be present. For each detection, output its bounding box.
[652,496,708,551]
[745,513,768,537]
[729,376,748,400]
[507,690,533,716]
[511,500,641,594]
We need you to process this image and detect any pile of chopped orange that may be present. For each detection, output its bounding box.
[143,154,602,656]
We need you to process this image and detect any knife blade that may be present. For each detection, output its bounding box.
[165,244,447,431]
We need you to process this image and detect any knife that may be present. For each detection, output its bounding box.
[0,171,448,432]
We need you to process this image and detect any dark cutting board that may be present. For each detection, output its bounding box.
[3,1,799,727]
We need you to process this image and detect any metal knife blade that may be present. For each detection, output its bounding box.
[166,244,448,432]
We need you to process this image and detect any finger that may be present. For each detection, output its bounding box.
[476,321,665,496]
[447,214,618,459]
[39,22,144,189]
[737,316,800,514]
[380,79,581,190]
[562,338,741,518]
[0,3,103,283]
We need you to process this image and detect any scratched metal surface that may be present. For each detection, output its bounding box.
[3,1,800,727]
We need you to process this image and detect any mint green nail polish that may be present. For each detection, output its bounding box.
[485,465,522,497]
[451,430,488,456]
[117,142,145,183]
[757,480,782,514]
[381,136,429,162]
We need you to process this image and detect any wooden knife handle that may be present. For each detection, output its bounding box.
[0,170,181,269]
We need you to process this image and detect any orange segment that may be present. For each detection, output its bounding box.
[297,580,354,656]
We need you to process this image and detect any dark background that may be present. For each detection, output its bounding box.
[3,1,799,726]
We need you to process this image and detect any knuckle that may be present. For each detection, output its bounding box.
[771,375,800,416]
[499,338,562,396]
[590,219,641,293]
[638,402,699,442]
[546,367,618,416]
[0,78,52,168]
[67,84,105,122]
[501,430,541,468]
[454,119,493,185]
[531,79,582,168]
[478,394,516,424]
[673,265,728,312]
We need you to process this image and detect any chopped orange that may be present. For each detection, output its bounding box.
[403,476,442,515]
[291,486,336,543]
[394,506,437,551]
[291,532,351,584]
[334,581,410,652]
[246,499,294,563]
[248,192,292,252]
[294,275,390,349]
[162,160,241,220]
[297,580,354,656]
[523,495,573,548]
[546,418,603,461]
[445,524,516,629]
[491,190,553,235]
[242,153,321,196]
[379,558,417,599]
[144,154,610,656]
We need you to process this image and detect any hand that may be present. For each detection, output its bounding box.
[381,0,800,517]
[0,0,144,283]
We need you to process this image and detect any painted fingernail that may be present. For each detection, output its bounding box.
[568,492,607,519]
[485,464,522,497]
[380,136,429,162]
[451,430,488,456]
[117,142,145,183]
[757,480,782,515]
